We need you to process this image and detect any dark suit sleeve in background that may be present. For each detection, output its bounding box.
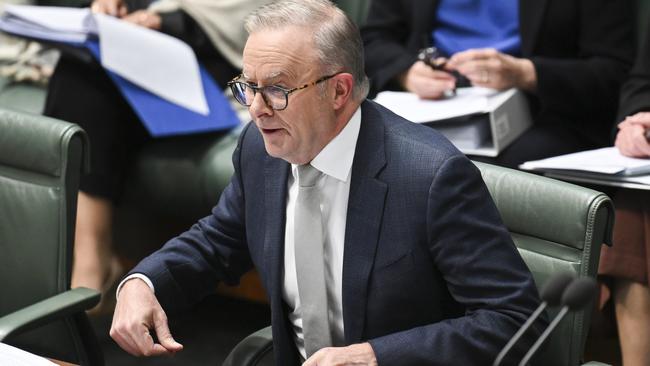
[361,0,435,95]
[615,24,650,133]
[531,0,634,141]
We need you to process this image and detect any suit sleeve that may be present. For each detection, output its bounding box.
[361,0,422,96]
[368,155,545,365]
[531,0,634,131]
[611,24,650,141]
[128,124,254,313]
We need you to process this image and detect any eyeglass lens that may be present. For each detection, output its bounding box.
[231,82,288,110]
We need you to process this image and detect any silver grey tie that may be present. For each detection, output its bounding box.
[294,164,332,357]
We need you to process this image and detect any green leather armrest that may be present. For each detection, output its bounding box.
[222,326,273,366]
[0,287,100,341]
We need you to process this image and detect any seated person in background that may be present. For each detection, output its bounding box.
[109,1,544,365]
[599,25,650,366]
[43,0,273,300]
[361,0,635,169]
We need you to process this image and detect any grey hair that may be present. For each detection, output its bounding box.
[245,0,369,101]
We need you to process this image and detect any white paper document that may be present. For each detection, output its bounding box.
[93,14,209,115]
[0,5,90,43]
[520,147,650,176]
[3,4,90,33]
[0,5,209,115]
[0,342,57,366]
[373,87,499,123]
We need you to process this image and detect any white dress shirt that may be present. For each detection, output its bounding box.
[283,107,361,358]
[117,107,362,359]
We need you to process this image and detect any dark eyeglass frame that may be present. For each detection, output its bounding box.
[227,73,341,111]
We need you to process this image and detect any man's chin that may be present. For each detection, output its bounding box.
[263,140,289,160]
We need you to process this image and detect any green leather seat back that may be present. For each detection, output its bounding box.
[0,108,95,364]
[475,162,614,366]
[122,127,240,218]
[334,0,370,25]
[0,77,47,115]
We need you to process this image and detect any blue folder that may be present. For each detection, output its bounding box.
[84,41,240,137]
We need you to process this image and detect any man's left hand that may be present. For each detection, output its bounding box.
[303,342,377,366]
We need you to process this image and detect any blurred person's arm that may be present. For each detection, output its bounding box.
[361,0,433,97]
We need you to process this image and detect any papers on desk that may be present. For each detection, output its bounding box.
[0,4,212,117]
[521,147,650,176]
[374,87,498,123]
[0,342,57,365]
[520,147,650,190]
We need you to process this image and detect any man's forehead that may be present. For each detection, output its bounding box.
[242,70,285,81]
[242,33,316,81]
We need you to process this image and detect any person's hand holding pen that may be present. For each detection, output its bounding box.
[399,51,456,100]
[446,48,537,92]
[616,112,650,158]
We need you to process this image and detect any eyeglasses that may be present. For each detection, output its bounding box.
[227,73,340,111]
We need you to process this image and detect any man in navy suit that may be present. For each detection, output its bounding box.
[110,1,543,364]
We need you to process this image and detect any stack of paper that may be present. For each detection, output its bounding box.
[520,147,650,176]
[0,5,91,43]
[520,147,650,190]
[0,342,57,366]
[374,87,498,123]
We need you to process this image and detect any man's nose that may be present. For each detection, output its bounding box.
[249,91,273,118]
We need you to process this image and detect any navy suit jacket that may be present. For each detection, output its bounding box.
[132,101,543,365]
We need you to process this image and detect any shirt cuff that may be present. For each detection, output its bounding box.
[115,273,155,299]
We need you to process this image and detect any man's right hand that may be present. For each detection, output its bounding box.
[399,61,456,100]
[90,0,128,17]
[109,278,183,356]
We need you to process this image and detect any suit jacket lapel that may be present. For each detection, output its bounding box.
[343,102,388,344]
[519,0,548,55]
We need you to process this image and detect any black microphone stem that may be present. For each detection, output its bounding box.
[518,306,570,366]
[492,301,548,366]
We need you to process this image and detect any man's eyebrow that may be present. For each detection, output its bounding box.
[242,71,287,84]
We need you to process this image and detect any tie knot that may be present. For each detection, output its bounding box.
[297,164,321,187]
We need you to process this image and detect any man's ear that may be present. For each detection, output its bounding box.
[332,73,354,110]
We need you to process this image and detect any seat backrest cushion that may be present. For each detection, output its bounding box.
[475,162,613,366]
[0,108,88,363]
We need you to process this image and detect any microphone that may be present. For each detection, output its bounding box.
[518,277,597,366]
[492,272,575,366]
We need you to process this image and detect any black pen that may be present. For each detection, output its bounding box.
[418,47,451,73]
[417,47,457,96]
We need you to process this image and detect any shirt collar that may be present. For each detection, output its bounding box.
[292,106,362,183]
